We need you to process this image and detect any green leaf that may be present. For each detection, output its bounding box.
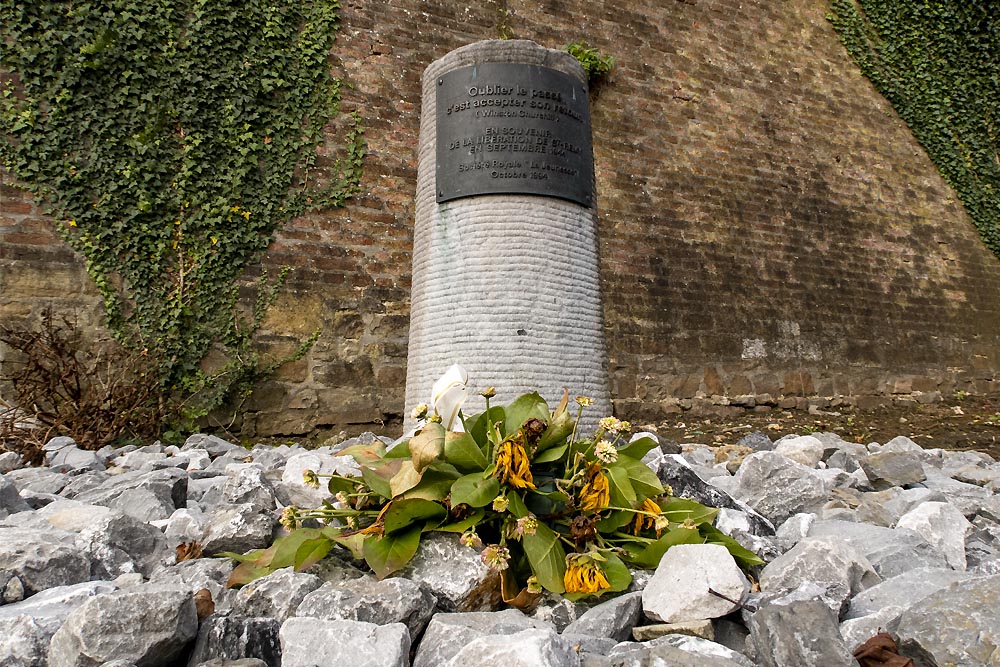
[434,508,486,533]
[382,498,447,534]
[606,464,637,507]
[410,422,445,473]
[443,430,488,471]
[617,436,659,460]
[361,463,393,499]
[268,528,324,570]
[227,561,273,588]
[596,509,634,532]
[363,524,422,579]
[389,460,424,497]
[659,498,719,525]
[468,406,505,445]
[699,523,765,569]
[329,531,366,560]
[536,390,574,452]
[502,392,550,438]
[623,524,705,569]
[327,475,359,497]
[400,470,456,502]
[294,537,334,571]
[614,456,664,498]
[384,441,411,459]
[450,473,501,508]
[532,443,567,464]
[522,522,566,594]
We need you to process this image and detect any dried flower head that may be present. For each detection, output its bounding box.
[492,494,510,512]
[578,462,610,512]
[632,497,662,535]
[564,553,611,594]
[460,530,483,549]
[427,413,443,424]
[302,469,320,489]
[598,416,631,435]
[515,514,539,538]
[575,396,593,407]
[279,506,299,531]
[526,575,543,594]
[480,544,511,571]
[411,403,429,420]
[335,491,350,506]
[480,386,497,398]
[594,439,618,464]
[494,436,535,489]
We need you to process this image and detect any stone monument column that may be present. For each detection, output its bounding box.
[405,40,610,427]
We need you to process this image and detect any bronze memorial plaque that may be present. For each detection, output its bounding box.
[436,62,593,206]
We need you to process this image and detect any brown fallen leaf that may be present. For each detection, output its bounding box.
[194,588,215,621]
[176,541,204,563]
[853,632,914,667]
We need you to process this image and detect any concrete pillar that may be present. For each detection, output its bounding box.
[405,40,610,428]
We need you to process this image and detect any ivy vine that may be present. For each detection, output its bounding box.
[828,0,1000,259]
[0,0,364,420]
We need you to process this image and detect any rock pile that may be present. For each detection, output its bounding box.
[2,430,999,666]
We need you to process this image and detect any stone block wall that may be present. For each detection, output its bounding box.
[3,0,1000,435]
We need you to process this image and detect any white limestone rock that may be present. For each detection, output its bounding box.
[895,501,972,570]
[642,544,750,623]
[279,617,410,667]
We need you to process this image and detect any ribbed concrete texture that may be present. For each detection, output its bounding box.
[405,40,611,431]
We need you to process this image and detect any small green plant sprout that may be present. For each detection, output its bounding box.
[566,42,615,83]
[953,390,969,401]
[223,366,762,606]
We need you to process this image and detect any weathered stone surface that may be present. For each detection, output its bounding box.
[917,470,991,517]
[398,532,501,612]
[0,526,91,596]
[562,591,642,641]
[895,501,972,570]
[602,639,750,667]
[0,474,29,517]
[413,609,554,667]
[806,519,948,578]
[187,615,281,667]
[0,582,118,667]
[279,617,409,667]
[839,605,905,653]
[222,465,277,512]
[148,558,235,610]
[231,568,322,622]
[859,451,926,489]
[4,467,69,495]
[749,599,857,667]
[182,434,244,458]
[295,575,436,637]
[163,507,207,548]
[735,431,773,452]
[443,627,581,667]
[201,503,275,555]
[760,535,879,615]
[655,455,774,535]
[12,500,172,579]
[646,634,753,667]
[72,469,187,522]
[530,591,591,632]
[773,435,824,467]
[279,452,360,509]
[844,566,971,620]
[896,574,1000,666]
[630,619,714,641]
[0,452,22,474]
[729,451,831,526]
[48,584,198,667]
[44,437,106,473]
[642,544,749,623]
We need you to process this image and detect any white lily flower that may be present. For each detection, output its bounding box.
[431,363,468,431]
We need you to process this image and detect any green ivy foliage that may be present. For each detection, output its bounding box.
[828,0,1000,258]
[0,1,364,413]
[566,42,614,83]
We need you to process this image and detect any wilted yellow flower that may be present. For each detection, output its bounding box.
[526,575,543,594]
[514,514,538,538]
[411,403,429,420]
[481,386,497,398]
[302,469,320,489]
[492,494,509,512]
[460,530,483,549]
[563,553,611,594]
[578,462,610,512]
[575,396,593,407]
[494,436,535,489]
[632,497,662,536]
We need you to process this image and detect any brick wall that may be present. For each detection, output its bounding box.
[3,0,1000,436]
